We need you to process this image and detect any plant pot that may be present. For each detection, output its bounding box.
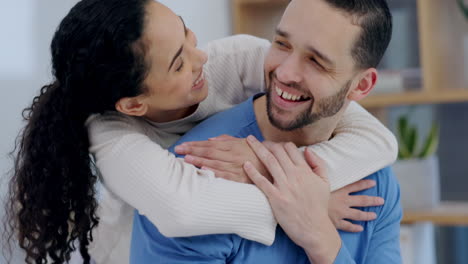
[392,156,440,210]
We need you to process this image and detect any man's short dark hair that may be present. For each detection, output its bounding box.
[325,0,393,69]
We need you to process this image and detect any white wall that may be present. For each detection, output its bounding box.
[0,1,231,262]
[1,1,81,261]
[158,0,232,46]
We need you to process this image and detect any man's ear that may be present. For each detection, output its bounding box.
[115,96,148,117]
[348,68,378,101]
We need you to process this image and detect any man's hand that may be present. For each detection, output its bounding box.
[243,135,341,264]
[330,180,385,232]
[174,135,270,184]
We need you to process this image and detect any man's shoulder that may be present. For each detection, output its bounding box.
[368,167,399,198]
[363,167,402,224]
[171,98,256,149]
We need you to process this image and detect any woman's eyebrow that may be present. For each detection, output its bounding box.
[168,16,187,71]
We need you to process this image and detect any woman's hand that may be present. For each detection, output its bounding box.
[243,136,341,264]
[174,135,270,184]
[329,180,385,232]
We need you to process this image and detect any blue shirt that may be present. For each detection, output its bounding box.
[130,95,402,264]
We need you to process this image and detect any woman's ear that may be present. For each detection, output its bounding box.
[347,68,378,101]
[115,96,148,116]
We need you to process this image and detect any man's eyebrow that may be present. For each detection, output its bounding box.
[306,45,334,67]
[168,16,187,71]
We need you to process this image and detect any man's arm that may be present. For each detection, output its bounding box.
[244,138,402,264]
[362,167,403,263]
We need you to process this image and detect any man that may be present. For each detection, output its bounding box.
[130,0,401,263]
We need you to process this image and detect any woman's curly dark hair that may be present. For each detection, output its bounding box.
[3,0,151,263]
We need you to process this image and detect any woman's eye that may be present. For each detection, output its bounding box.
[176,61,184,72]
[275,40,286,47]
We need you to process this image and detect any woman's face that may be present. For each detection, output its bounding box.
[137,1,208,122]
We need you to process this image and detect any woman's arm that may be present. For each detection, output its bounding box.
[177,101,397,191]
[87,114,276,245]
[202,35,269,103]
[307,101,398,191]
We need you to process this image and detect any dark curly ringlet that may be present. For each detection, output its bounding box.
[3,0,151,263]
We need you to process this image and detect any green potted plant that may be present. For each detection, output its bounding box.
[457,0,468,20]
[459,0,468,86]
[392,115,440,209]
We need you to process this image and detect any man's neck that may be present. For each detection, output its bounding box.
[253,95,339,147]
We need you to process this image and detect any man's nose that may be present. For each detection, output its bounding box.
[275,54,302,84]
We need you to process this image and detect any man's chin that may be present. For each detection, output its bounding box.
[268,113,299,131]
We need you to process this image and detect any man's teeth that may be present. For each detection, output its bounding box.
[275,86,309,102]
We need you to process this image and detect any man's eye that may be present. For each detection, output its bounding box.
[309,57,323,69]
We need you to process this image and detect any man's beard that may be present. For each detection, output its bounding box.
[266,77,351,131]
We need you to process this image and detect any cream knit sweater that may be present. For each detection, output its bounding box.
[86,35,398,263]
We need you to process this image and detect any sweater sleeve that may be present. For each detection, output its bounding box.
[306,102,398,191]
[88,114,277,245]
[202,35,269,105]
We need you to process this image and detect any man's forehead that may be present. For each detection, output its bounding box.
[282,0,361,65]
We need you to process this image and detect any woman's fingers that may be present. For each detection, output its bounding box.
[346,208,377,221]
[201,166,252,184]
[208,134,237,141]
[336,220,364,233]
[184,154,220,168]
[343,179,377,194]
[347,195,385,207]
[175,140,231,155]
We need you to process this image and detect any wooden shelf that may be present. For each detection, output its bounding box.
[361,89,468,108]
[402,201,468,225]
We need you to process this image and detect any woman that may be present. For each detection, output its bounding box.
[4,0,397,263]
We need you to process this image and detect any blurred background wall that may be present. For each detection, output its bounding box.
[1,1,467,263]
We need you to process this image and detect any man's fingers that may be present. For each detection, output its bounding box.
[283,142,306,166]
[246,136,287,185]
[244,161,277,198]
[304,148,327,181]
[337,220,364,233]
[268,143,294,173]
[347,195,385,207]
[343,180,376,194]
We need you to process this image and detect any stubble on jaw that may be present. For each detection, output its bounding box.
[266,77,351,131]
